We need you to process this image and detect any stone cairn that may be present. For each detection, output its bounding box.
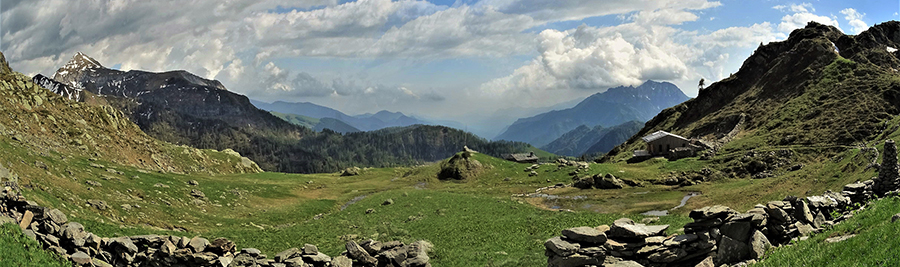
[874,140,899,196]
[0,185,432,267]
[544,143,900,267]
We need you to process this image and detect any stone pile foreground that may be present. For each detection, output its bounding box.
[544,140,900,267]
[0,185,432,267]
[546,181,880,267]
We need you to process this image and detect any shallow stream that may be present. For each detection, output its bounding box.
[640,192,701,216]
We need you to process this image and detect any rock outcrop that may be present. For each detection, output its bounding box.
[437,151,483,180]
[573,173,640,190]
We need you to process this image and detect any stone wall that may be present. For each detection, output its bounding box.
[545,180,880,267]
[544,141,900,267]
[0,185,432,267]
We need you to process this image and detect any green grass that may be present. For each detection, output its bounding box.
[209,190,692,266]
[755,196,900,266]
[270,111,319,129]
[2,132,888,266]
[0,223,72,267]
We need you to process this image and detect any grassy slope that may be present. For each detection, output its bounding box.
[8,118,893,266]
[0,223,71,267]
[270,111,319,129]
[7,135,893,266]
[756,196,900,266]
[9,143,690,266]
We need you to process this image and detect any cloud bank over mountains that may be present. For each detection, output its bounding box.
[0,0,877,125]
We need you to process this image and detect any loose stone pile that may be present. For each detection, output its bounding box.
[546,182,879,267]
[0,185,432,267]
[544,140,900,267]
[572,173,642,190]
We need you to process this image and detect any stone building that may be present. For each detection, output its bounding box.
[633,131,700,160]
[504,152,540,163]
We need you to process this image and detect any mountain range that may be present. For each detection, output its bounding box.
[252,100,452,133]
[269,111,362,133]
[44,52,537,173]
[540,121,644,157]
[494,80,690,148]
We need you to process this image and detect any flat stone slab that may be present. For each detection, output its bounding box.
[825,234,856,243]
[663,234,698,247]
[562,227,607,244]
[71,251,92,265]
[545,236,580,256]
[609,218,669,239]
[607,260,645,267]
[689,205,736,220]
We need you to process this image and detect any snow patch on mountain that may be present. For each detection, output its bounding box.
[33,74,83,102]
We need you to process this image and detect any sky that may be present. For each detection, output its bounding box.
[1,0,897,137]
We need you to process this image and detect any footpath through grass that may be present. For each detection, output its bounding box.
[756,196,900,266]
[0,223,71,267]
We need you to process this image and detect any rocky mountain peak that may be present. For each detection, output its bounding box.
[54,52,104,80]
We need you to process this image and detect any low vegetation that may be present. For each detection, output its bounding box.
[756,196,900,266]
[0,223,71,267]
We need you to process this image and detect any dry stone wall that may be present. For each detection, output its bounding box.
[0,185,432,267]
[544,140,900,267]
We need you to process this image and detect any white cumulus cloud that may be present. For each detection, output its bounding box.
[840,8,868,34]
[478,3,778,103]
[775,3,841,33]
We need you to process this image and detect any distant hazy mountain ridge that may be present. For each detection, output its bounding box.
[495,80,690,147]
[253,100,464,133]
[541,121,644,157]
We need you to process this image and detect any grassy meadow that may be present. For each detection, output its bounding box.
[1,123,893,266]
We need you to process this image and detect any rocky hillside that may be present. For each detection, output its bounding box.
[603,21,900,163]
[0,51,262,175]
[495,81,689,147]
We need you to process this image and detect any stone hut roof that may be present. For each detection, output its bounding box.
[505,152,539,162]
[641,130,689,143]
